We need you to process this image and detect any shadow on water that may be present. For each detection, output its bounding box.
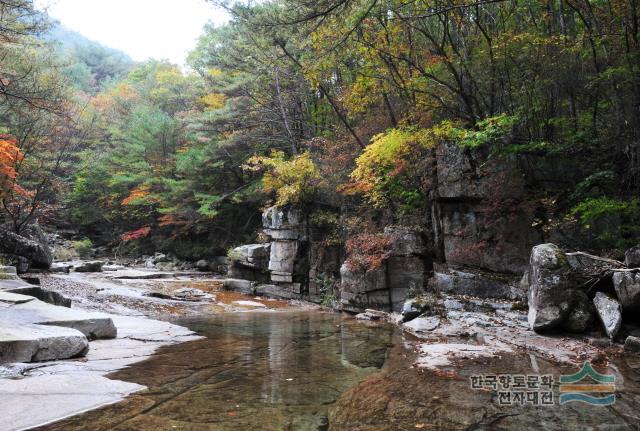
[35,311,396,431]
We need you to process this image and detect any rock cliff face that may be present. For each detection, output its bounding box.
[227,142,583,311]
[340,227,429,312]
[434,142,542,274]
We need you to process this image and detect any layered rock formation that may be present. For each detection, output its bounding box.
[340,227,429,312]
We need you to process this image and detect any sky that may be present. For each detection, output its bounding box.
[36,0,230,66]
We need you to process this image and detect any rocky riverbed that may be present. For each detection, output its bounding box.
[1,261,640,430]
[0,265,316,431]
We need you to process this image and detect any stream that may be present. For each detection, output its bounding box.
[33,310,640,431]
[34,311,395,430]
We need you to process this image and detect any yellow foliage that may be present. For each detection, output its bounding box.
[247,151,323,206]
[200,93,227,110]
[348,128,437,207]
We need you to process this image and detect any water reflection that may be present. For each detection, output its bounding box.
[36,311,395,431]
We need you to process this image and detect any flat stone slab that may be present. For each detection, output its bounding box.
[0,291,34,304]
[0,312,201,430]
[0,374,144,431]
[0,324,88,363]
[415,341,513,369]
[107,270,176,280]
[1,293,117,340]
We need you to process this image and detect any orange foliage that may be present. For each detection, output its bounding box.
[0,134,23,195]
[122,185,150,205]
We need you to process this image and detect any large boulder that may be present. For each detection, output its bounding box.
[612,271,640,313]
[0,226,52,270]
[0,324,89,363]
[401,298,429,322]
[527,244,575,332]
[625,246,640,268]
[593,292,622,339]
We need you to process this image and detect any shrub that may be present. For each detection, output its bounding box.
[73,238,93,258]
[347,127,436,212]
[246,151,323,207]
[570,197,640,249]
[435,114,518,149]
[345,233,392,273]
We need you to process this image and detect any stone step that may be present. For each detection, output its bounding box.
[0,324,88,363]
[1,292,117,341]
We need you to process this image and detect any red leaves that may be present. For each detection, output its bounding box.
[121,226,151,242]
[345,233,392,273]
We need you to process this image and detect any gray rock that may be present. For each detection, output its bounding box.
[268,240,298,274]
[0,227,52,270]
[434,270,518,300]
[255,283,301,300]
[625,246,640,268]
[153,253,169,263]
[527,244,574,332]
[443,298,465,310]
[246,244,270,263]
[0,266,17,278]
[383,226,426,256]
[1,291,117,340]
[401,298,429,322]
[560,291,594,333]
[355,309,388,321]
[155,262,177,272]
[612,271,640,312]
[74,261,104,273]
[195,259,209,271]
[403,316,440,336]
[50,262,72,273]
[223,278,255,295]
[387,256,426,312]
[340,263,389,312]
[102,264,125,271]
[624,335,640,352]
[0,324,89,363]
[593,292,622,339]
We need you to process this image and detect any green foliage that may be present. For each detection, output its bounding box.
[570,171,617,202]
[312,273,338,307]
[72,238,93,258]
[571,197,640,248]
[435,115,518,149]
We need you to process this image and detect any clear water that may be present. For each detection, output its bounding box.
[35,311,395,430]
[34,311,640,430]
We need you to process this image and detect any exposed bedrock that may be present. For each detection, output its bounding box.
[340,227,429,313]
[0,224,53,272]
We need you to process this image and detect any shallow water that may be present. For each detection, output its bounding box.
[34,310,640,431]
[35,311,395,431]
